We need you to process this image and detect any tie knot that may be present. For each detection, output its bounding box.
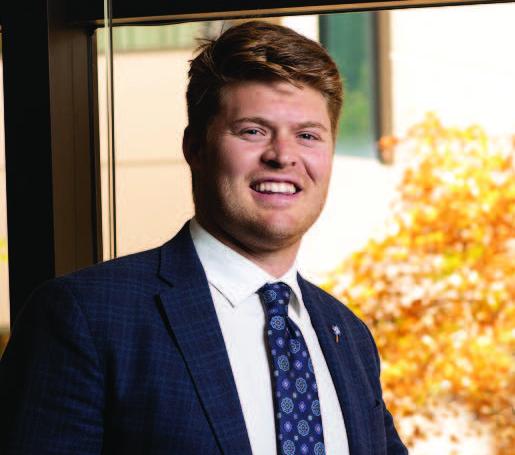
[258,282,292,316]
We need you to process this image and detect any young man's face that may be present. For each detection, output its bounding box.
[186,80,334,256]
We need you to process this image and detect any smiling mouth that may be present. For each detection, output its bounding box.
[251,181,300,195]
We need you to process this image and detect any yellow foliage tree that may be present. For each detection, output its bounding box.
[323,113,515,453]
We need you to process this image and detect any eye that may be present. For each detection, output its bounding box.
[240,128,265,136]
[238,127,267,141]
[298,132,319,141]
[242,128,261,136]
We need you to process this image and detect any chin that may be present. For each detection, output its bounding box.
[247,218,308,247]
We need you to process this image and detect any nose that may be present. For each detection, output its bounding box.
[261,134,297,169]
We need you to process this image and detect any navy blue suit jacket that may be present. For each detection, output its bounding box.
[0,223,407,454]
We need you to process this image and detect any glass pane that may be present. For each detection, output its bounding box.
[97,22,216,258]
[0,34,10,355]
[97,6,515,453]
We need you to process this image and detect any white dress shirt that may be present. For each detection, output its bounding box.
[190,219,349,455]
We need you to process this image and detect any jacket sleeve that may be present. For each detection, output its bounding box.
[0,280,105,454]
[360,320,409,455]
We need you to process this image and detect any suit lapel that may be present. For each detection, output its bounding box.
[157,224,252,455]
[298,275,373,455]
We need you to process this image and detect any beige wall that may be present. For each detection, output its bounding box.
[98,49,195,258]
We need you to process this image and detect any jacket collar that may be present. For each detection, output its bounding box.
[157,222,252,455]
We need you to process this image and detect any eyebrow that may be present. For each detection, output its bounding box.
[233,117,329,132]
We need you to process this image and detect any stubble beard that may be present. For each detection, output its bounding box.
[195,176,328,256]
[218,184,326,255]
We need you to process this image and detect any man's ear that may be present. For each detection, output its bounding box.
[183,125,203,170]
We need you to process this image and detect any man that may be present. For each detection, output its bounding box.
[0,21,407,454]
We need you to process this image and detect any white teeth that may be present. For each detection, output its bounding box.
[254,182,297,194]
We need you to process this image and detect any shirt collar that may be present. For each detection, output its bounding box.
[189,218,302,313]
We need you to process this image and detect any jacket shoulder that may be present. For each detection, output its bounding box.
[300,278,380,371]
[55,246,164,297]
[17,246,164,325]
[63,246,161,283]
[302,279,368,329]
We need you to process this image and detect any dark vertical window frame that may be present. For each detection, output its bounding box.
[3,1,56,324]
[2,0,101,324]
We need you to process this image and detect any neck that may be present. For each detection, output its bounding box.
[240,244,299,278]
[194,218,300,278]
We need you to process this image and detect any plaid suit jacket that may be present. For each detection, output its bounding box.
[0,223,407,454]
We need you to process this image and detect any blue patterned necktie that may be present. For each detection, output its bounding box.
[258,282,326,455]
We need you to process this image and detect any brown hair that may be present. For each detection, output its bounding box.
[186,20,343,139]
